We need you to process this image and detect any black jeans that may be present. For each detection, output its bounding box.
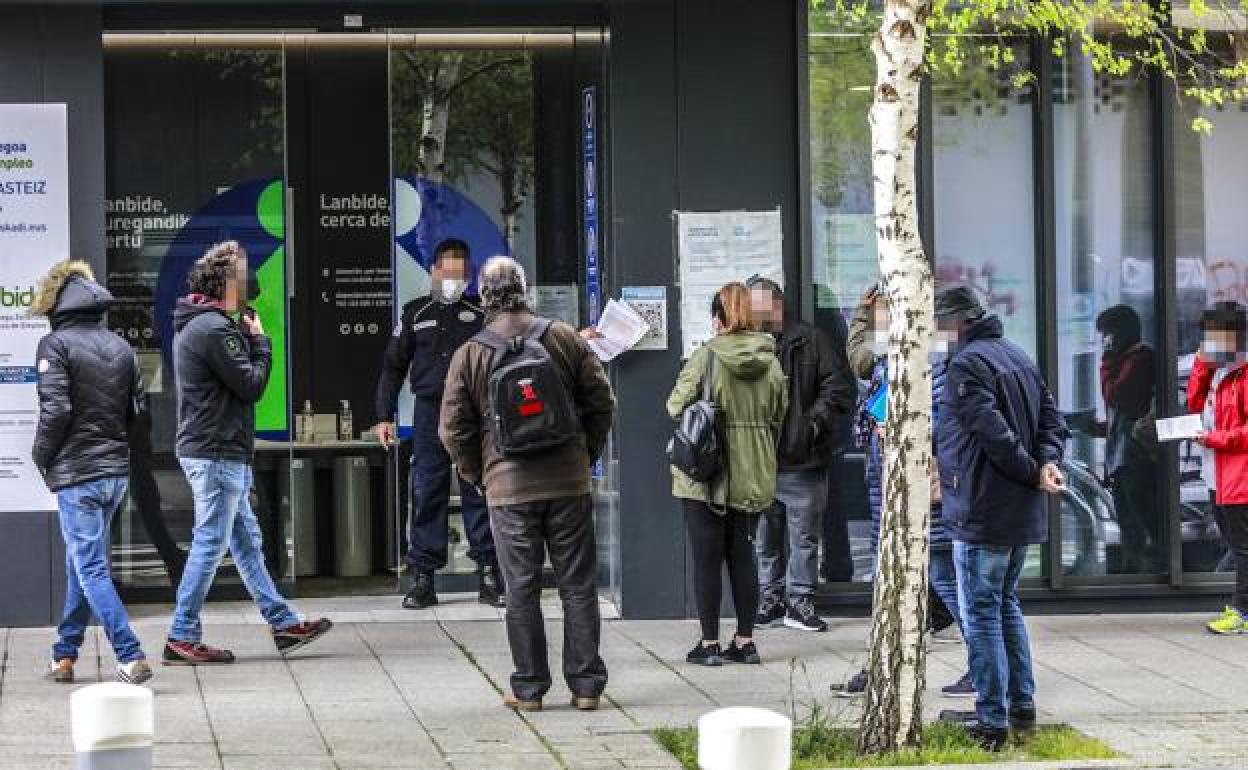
[490,494,607,701]
[684,499,759,642]
[1213,503,1248,614]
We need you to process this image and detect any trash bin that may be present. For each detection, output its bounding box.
[281,457,318,577]
[333,455,373,577]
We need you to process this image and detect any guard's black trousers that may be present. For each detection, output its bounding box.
[490,494,607,701]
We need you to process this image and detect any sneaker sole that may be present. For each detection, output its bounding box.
[118,667,153,685]
[783,617,827,632]
[941,690,977,698]
[161,657,233,666]
[686,656,724,667]
[277,625,334,656]
[725,655,762,665]
[1206,625,1247,635]
[755,616,785,629]
[930,635,963,645]
[832,688,864,699]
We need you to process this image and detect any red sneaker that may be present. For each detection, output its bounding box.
[273,617,333,655]
[162,640,236,666]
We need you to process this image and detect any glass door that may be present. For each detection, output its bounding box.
[103,32,295,595]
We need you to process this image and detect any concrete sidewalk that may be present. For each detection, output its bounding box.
[0,596,1245,769]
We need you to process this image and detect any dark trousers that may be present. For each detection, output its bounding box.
[821,464,854,582]
[406,398,495,573]
[491,494,607,701]
[1110,454,1161,572]
[684,499,759,641]
[1213,503,1248,614]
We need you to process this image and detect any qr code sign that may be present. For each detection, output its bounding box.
[623,287,667,351]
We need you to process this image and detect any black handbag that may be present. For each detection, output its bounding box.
[667,351,725,483]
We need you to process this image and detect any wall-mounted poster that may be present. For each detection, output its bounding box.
[675,209,783,358]
[0,104,68,512]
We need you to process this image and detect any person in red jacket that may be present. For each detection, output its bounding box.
[1188,301,1248,634]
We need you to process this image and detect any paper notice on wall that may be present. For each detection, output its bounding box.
[820,213,878,309]
[1155,414,1203,442]
[675,209,783,358]
[0,104,68,512]
[621,286,667,350]
[534,284,580,328]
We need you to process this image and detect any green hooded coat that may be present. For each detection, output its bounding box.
[666,331,788,513]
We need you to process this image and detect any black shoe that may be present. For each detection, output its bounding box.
[1009,703,1037,731]
[403,571,438,610]
[938,710,1008,752]
[478,566,506,609]
[754,597,785,628]
[723,639,761,664]
[686,641,723,667]
[833,668,867,698]
[783,597,828,632]
[940,671,976,698]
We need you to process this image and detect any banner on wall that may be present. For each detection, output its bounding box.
[0,104,68,512]
[675,209,783,358]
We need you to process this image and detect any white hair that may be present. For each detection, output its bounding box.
[478,256,529,312]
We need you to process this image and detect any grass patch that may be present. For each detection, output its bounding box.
[653,722,1117,769]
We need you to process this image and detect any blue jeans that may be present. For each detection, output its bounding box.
[929,545,961,629]
[170,459,299,642]
[406,397,494,573]
[54,477,145,664]
[954,541,1035,729]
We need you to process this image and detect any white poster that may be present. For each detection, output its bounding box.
[533,283,580,328]
[621,286,667,351]
[0,104,68,512]
[675,209,783,358]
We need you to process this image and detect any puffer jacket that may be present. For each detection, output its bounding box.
[31,264,141,491]
[666,332,788,513]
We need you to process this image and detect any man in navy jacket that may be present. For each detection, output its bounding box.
[934,286,1068,749]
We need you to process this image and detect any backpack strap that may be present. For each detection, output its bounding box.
[473,327,512,372]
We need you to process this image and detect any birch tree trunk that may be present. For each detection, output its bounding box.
[419,53,464,185]
[858,0,934,755]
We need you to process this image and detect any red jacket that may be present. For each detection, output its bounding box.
[1188,356,1248,504]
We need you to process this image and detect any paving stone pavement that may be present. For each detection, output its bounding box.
[0,596,1244,769]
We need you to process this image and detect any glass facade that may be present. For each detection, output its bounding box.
[804,7,1240,596]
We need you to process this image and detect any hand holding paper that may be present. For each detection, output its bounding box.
[1155,414,1204,442]
[587,299,651,362]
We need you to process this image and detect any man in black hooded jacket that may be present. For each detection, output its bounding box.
[31,260,152,686]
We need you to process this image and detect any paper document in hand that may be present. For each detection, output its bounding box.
[1155,414,1204,442]
[588,299,650,362]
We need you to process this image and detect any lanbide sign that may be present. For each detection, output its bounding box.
[0,104,68,512]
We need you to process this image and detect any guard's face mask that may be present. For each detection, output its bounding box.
[439,278,467,303]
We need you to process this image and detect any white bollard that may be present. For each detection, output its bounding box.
[697,706,792,770]
[70,682,154,770]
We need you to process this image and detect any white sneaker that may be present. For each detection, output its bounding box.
[930,623,963,645]
[117,659,153,685]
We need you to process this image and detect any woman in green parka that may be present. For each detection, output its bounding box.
[667,282,788,667]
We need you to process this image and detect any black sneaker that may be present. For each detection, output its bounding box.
[940,671,976,698]
[938,710,1008,752]
[273,618,334,655]
[686,641,723,667]
[754,597,785,628]
[478,566,506,609]
[723,639,761,664]
[1009,703,1037,731]
[403,571,438,609]
[833,668,867,698]
[783,597,828,632]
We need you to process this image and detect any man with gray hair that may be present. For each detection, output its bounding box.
[440,256,616,711]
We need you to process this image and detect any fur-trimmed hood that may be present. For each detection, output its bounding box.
[30,260,113,324]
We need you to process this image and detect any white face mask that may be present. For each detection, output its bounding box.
[439,278,467,303]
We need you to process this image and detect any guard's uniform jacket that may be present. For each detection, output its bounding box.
[375,293,485,419]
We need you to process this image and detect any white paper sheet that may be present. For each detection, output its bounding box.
[1155,414,1204,442]
[588,299,650,362]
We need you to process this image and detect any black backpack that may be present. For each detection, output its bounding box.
[666,351,724,483]
[475,318,580,457]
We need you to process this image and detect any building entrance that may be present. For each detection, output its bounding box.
[101,28,616,605]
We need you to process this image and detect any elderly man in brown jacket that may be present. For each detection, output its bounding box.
[439,255,616,712]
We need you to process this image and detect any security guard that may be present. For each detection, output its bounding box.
[374,238,503,609]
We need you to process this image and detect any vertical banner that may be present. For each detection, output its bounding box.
[0,104,68,511]
[582,86,600,325]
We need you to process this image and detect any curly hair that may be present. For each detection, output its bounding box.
[188,241,246,300]
[479,256,530,313]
